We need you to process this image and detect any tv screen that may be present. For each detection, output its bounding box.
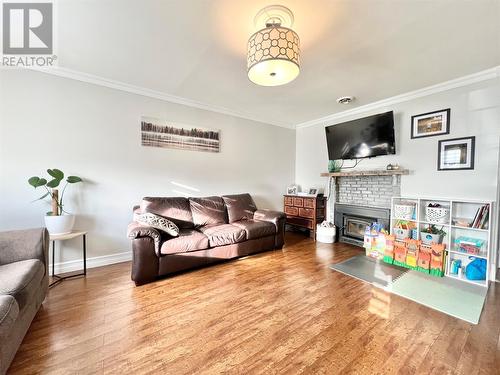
[325,111,396,160]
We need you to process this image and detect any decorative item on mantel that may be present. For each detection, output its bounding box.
[28,169,83,235]
[386,164,401,170]
[320,168,409,177]
[328,160,342,173]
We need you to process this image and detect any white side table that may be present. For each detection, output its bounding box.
[49,230,87,287]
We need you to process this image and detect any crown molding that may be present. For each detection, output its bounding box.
[295,65,500,129]
[28,67,294,129]
[26,65,499,131]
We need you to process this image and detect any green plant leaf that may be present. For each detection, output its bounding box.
[46,179,60,188]
[32,192,50,202]
[47,169,64,180]
[28,176,40,187]
[28,176,48,188]
[66,176,82,183]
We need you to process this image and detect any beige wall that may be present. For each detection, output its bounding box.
[0,70,296,268]
[295,79,500,201]
[295,78,500,276]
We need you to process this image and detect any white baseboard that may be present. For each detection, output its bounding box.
[49,251,131,274]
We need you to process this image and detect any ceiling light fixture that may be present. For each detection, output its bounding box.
[247,5,300,86]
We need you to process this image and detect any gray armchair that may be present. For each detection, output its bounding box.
[0,228,49,375]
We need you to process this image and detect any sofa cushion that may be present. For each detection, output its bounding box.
[134,212,180,237]
[160,229,209,255]
[221,194,257,223]
[0,295,19,339]
[232,219,276,240]
[199,224,247,247]
[140,197,194,229]
[189,196,227,226]
[0,259,44,310]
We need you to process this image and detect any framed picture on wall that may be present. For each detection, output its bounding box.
[141,116,220,153]
[411,109,450,139]
[438,136,475,171]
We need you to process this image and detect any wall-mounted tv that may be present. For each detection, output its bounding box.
[325,111,396,160]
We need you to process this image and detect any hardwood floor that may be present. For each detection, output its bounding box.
[8,233,500,374]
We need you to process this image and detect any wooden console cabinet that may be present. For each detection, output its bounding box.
[284,195,326,239]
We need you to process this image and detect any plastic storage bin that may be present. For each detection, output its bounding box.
[425,206,449,224]
[393,228,411,240]
[316,225,336,243]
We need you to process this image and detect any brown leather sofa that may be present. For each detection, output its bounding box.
[128,194,286,285]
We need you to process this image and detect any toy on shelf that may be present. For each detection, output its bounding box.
[411,229,418,240]
[393,220,416,241]
[465,257,486,281]
[405,239,421,269]
[364,222,388,260]
[417,245,431,273]
[383,235,395,264]
[450,259,462,275]
[385,238,445,277]
[393,241,407,267]
[454,236,485,255]
[430,243,446,277]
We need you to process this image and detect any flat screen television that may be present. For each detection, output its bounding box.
[325,111,396,160]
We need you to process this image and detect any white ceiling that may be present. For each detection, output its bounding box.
[55,0,500,127]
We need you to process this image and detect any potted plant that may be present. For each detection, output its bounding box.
[28,169,82,235]
[420,225,446,245]
[328,160,342,173]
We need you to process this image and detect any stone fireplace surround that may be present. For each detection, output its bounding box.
[329,175,401,246]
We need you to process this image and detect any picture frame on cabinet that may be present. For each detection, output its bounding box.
[286,185,298,195]
[308,188,318,196]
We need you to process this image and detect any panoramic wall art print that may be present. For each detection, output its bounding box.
[141,117,220,153]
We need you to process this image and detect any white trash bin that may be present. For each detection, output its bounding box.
[316,224,336,243]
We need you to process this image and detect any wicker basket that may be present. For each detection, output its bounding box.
[425,206,450,224]
[394,204,415,220]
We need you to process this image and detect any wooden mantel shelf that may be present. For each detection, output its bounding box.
[320,169,409,177]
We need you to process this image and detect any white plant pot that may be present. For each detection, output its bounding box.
[44,214,75,235]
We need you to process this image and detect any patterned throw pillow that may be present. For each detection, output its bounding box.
[135,212,179,237]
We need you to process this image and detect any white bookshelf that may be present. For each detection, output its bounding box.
[390,196,494,288]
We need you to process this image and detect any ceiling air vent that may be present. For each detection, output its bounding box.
[336,96,355,104]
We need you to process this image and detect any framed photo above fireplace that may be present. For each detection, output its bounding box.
[411,109,450,139]
[438,136,475,171]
